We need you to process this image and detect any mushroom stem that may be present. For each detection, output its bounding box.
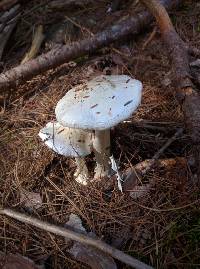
[74,157,89,185]
[93,129,111,179]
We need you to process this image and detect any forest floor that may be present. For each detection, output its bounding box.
[0,0,200,268]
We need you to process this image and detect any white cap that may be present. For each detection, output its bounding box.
[55,75,142,130]
[38,122,92,157]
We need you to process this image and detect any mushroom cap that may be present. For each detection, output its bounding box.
[55,75,142,130]
[38,122,92,157]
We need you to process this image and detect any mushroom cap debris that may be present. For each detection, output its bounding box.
[38,122,92,157]
[55,75,142,130]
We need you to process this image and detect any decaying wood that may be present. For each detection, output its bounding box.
[21,25,44,64]
[0,0,18,11]
[123,128,183,191]
[139,0,200,145]
[0,4,20,60]
[0,0,181,93]
[0,208,153,269]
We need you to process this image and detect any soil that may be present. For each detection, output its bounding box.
[0,0,200,268]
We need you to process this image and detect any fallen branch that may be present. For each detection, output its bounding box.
[0,19,17,60]
[0,208,153,269]
[0,0,180,92]
[123,128,183,190]
[0,4,20,60]
[139,0,200,145]
[139,0,200,182]
[0,3,19,24]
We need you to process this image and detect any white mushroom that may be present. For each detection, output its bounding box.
[55,75,142,179]
[38,122,93,185]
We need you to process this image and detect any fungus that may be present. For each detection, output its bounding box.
[38,122,92,185]
[55,75,142,179]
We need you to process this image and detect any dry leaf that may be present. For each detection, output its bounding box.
[0,252,42,269]
[130,184,151,199]
[20,190,42,211]
[68,242,117,269]
[65,214,117,269]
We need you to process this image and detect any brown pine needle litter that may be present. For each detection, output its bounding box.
[1,0,200,268]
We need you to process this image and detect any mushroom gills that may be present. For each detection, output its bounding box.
[38,122,92,185]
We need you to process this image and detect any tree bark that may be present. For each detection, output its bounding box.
[140,0,200,145]
[0,0,180,93]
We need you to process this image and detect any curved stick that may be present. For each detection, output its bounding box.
[0,208,153,269]
[139,0,200,181]
[0,0,180,92]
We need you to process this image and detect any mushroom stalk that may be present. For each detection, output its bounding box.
[74,157,89,185]
[93,129,111,178]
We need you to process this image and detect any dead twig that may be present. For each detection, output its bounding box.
[145,128,183,169]
[123,128,183,191]
[142,26,157,50]
[0,208,153,269]
[131,198,200,212]
[21,25,45,64]
[0,0,181,92]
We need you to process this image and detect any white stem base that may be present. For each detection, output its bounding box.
[94,163,109,179]
[93,130,111,179]
[74,157,89,186]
